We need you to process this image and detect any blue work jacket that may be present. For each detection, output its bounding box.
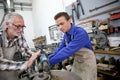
[48,24,93,65]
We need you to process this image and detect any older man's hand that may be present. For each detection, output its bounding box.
[27,50,41,68]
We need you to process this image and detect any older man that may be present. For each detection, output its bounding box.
[0,13,40,80]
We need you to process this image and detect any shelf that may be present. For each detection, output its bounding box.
[98,69,120,79]
[94,50,120,55]
[33,36,46,43]
[110,12,120,20]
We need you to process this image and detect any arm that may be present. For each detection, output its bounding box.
[19,35,41,67]
[0,47,40,71]
[48,35,66,59]
[49,30,90,65]
[18,34,34,56]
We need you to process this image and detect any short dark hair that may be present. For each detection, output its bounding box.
[54,12,70,20]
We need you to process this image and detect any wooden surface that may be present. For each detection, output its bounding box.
[94,50,120,55]
[33,37,46,43]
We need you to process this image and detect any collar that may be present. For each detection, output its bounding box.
[66,23,75,35]
[2,31,21,47]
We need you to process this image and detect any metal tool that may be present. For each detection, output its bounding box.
[79,6,120,21]
[71,0,85,21]
[40,49,50,73]
[72,3,79,19]
[89,0,119,12]
[77,0,85,15]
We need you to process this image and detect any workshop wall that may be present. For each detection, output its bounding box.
[65,0,120,24]
[65,0,120,60]
[32,0,65,44]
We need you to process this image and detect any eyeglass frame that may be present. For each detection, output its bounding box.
[10,23,26,29]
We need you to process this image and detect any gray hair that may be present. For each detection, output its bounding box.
[0,12,23,31]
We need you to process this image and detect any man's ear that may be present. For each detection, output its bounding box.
[5,22,10,28]
[69,18,73,23]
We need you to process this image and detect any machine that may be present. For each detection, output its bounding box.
[19,49,81,80]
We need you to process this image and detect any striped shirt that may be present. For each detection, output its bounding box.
[0,30,33,71]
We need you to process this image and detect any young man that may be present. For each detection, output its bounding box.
[0,13,40,80]
[49,12,97,80]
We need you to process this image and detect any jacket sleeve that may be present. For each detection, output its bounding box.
[49,30,90,65]
[48,36,66,62]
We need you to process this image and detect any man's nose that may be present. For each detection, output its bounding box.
[19,28,23,32]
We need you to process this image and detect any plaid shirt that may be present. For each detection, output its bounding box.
[0,31,33,71]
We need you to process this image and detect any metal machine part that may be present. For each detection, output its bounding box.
[19,49,81,80]
[3,0,15,13]
[92,20,108,49]
[50,70,81,80]
[94,29,108,49]
[19,49,51,80]
[40,49,50,73]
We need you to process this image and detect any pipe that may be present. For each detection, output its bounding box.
[3,0,15,13]
[0,0,15,28]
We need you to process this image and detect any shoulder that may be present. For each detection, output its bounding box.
[74,26,87,35]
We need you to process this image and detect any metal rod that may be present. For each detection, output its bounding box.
[79,6,120,21]
[89,0,119,12]
[77,0,85,15]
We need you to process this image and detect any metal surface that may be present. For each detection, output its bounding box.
[3,0,15,13]
[0,0,32,10]
[51,70,81,80]
[93,20,108,49]
[94,31,107,49]
[0,0,15,28]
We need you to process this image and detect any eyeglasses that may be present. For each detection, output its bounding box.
[11,23,26,29]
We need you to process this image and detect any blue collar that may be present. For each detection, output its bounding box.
[66,24,75,35]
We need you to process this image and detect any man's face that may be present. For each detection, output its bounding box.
[56,16,71,33]
[6,17,25,38]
